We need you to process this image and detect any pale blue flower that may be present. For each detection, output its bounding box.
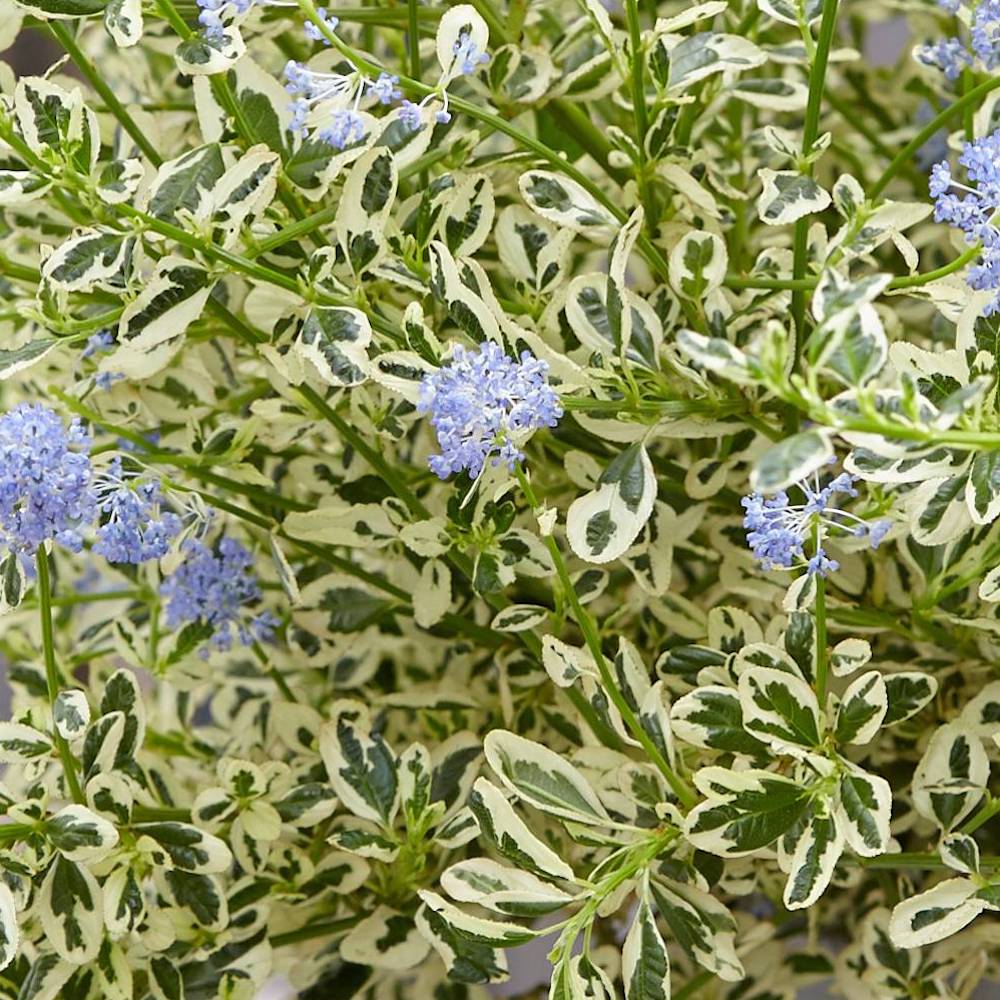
[303,6,337,44]
[453,31,489,74]
[916,0,1000,76]
[0,404,96,556]
[92,458,182,565]
[742,466,889,577]
[369,73,401,105]
[931,130,1000,315]
[318,108,366,150]
[418,343,562,480]
[82,331,114,360]
[400,99,422,131]
[160,537,274,656]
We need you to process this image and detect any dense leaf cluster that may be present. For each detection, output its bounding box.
[0,0,998,997]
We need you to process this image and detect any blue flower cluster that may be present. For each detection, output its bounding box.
[303,5,337,44]
[195,0,256,45]
[742,470,891,577]
[453,32,490,75]
[283,61,454,148]
[93,458,182,565]
[0,404,176,564]
[930,130,1000,315]
[917,0,1000,77]
[160,538,277,655]
[0,404,96,556]
[418,343,563,480]
[283,18,487,149]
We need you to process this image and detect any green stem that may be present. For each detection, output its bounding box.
[251,205,338,256]
[961,794,1000,835]
[962,69,976,141]
[406,0,421,82]
[36,549,85,805]
[725,243,982,292]
[814,574,828,703]
[624,0,653,228]
[297,385,430,519]
[49,23,163,165]
[133,805,191,822]
[515,466,696,809]
[625,0,649,145]
[790,0,839,364]
[253,642,298,702]
[673,970,714,1000]
[870,75,1000,199]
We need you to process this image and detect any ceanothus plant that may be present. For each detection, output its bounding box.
[0,0,999,996]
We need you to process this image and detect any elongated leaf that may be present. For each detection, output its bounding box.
[685,767,810,856]
[468,778,575,880]
[738,666,822,755]
[834,671,888,745]
[837,766,891,857]
[319,702,399,825]
[889,877,986,948]
[670,686,768,756]
[567,444,657,564]
[623,880,671,1000]
[912,722,988,831]
[783,806,843,909]
[39,855,103,964]
[47,805,119,863]
[484,731,609,825]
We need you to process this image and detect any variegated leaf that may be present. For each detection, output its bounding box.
[484,731,610,825]
[567,444,657,564]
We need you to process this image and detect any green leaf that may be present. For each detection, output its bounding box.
[834,671,888,745]
[967,450,1000,524]
[670,231,727,301]
[135,822,232,873]
[0,883,17,972]
[686,767,811,856]
[667,32,766,92]
[650,879,744,982]
[757,169,831,225]
[468,778,575,880]
[11,0,104,21]
[0,720,51,762]
[319,702,399,825]
[294,307,372,388]
[46,804,119,863]
[783,806,843,909]
[623,881,671,1000]
[162,870,228,930]
[751,430,834,492]
[0,341,58,384]
[484,730,610,825]
[912,722,988,831]
[415,897,508,985]
[441,858,572,917]
[146,144,225,223]
[52,689,90,741]
[519,171,614,236]
[889,877,986,948]
[340,907,430,970]
[567,444,657,564]
[671,686,768,756]
[738,666,822,754]
[39,855,102,964]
